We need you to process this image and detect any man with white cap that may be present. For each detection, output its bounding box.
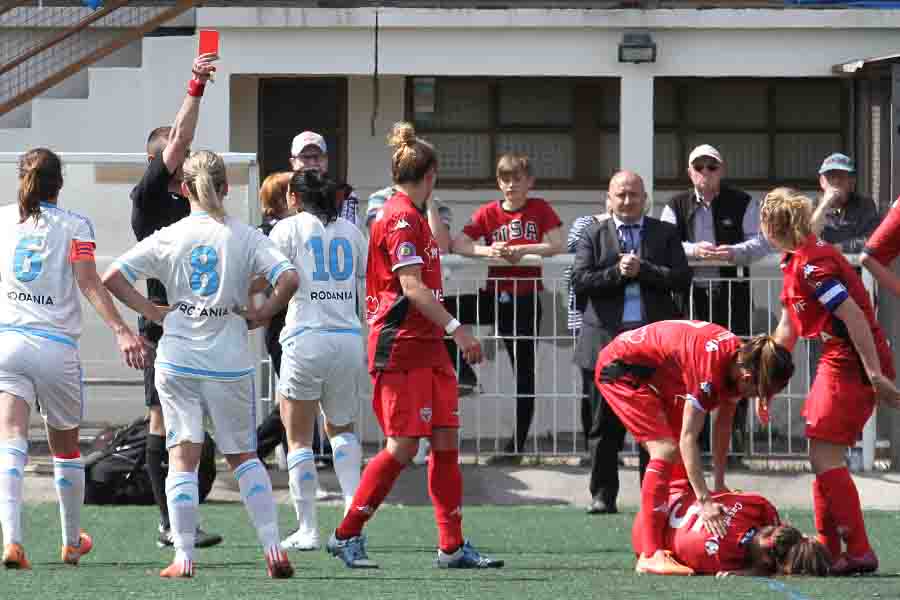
[810,153,881,253]
[290,131,359,225]
[661,144,766,455]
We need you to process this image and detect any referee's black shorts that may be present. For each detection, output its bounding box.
[138,316,163,407]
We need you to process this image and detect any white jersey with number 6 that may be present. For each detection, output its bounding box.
[113,212,294,380]
[270,214,366,342]
[0,202,95,344]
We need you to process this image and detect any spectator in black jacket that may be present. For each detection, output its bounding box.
[660,144,767,454]
[572,170,692,514]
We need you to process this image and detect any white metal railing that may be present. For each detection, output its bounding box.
[261,253,884,470]
[0,150,878,467]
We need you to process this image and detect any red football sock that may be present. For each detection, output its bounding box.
[812,477,841,558]
[639,458,673,556]
[818,467,871,556]
[335,449,405,540]
[428,449,464,553]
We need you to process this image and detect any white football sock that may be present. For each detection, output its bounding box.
[165,471,198,563]
[329,433,362,516]
[287,448,317,533]
[53,455,85,547]
[234,458,280,552]
[0,439,27,546]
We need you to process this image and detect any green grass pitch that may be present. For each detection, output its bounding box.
[4,503,900,599]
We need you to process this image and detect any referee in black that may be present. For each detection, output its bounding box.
[130,52,222,548]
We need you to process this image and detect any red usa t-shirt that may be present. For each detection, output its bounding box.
[863,197,900,267]
[461,198,562,295]
[366,191,450,373]
[599,320,743,413]
[780,234,894,378]
[664,483,780,574]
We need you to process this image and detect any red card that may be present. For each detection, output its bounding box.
[198,30,219,56]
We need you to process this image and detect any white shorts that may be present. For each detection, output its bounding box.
[155,370,256,455]
[0,330,83,430]
[278,331,363,427]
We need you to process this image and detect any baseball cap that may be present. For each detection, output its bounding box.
[818,153,855,175]
[688,144,723,165]
[291,131,327,157]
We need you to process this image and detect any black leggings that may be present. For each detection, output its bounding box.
[445,292,542,451]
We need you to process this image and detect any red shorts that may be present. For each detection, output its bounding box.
[372,365,459,438]
[804,364,875,446]
[596,378,682,443]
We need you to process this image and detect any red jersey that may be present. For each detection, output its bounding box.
[599,320,744,413]
[780,234,894,378]
[461,198,562,295]
[863,197,900,267]
[366,191,450,373]
[664,484,780,574]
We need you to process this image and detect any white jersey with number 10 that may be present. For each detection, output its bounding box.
[113,213,294,380]
[270,213,366,343]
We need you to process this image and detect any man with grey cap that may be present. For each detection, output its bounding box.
[810,153,881,253]
[661,144,765,454]
[290,131,359,225]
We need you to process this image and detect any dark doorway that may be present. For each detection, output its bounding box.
[258,77,348,181]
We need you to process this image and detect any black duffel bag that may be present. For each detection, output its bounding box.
[84,417,216,505]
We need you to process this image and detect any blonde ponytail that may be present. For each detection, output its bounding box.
[760,187,813,249]
[182,150,227,220]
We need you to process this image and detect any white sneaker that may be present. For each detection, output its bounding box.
[412,438,431,466]
[280,528,321,551]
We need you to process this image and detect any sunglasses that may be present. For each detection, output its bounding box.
[692,162,720,173]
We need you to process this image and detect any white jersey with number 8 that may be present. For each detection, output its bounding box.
[113,212,294,380]
[270,213,366,342]
[0,202,95,344]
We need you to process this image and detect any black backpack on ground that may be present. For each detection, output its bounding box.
[84,417,217,505]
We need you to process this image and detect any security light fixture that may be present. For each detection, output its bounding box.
[618,32,656,64]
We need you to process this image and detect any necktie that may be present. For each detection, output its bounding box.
[620,224,639,254]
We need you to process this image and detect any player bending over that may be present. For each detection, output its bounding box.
[595,320,794,575]
[103,151,299,579]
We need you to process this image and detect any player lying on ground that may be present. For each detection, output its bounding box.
[632,479,831,577]
[595,320,794,576]
[761,188,900,576]
[103,151,299,579]
[0,148,148,570]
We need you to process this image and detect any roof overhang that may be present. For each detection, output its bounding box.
[833,52,900,75]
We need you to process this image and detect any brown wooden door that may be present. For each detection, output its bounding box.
[258,77,348,181]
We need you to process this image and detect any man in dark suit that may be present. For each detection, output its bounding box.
[572,170,692,514]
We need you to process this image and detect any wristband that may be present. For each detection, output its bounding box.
[187,79,206,98]
[444,318,461,335]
